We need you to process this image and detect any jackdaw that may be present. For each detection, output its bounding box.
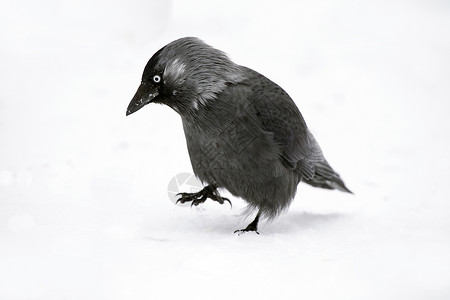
[127,37,351,234]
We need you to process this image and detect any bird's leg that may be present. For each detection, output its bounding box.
[176,185,232,207]
[234,212,261,235]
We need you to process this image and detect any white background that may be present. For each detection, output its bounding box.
[1,0,449,299]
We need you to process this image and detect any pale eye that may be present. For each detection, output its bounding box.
[153,75,161,83]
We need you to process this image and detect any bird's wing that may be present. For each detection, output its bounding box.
[243,69,325,179]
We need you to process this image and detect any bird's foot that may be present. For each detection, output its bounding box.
[176,185,232,207]
[234,226,259,235]
[234,213,260,235]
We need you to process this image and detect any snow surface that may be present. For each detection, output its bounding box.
[1,0,450,299]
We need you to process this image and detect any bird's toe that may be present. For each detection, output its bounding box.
[234,228,260,235]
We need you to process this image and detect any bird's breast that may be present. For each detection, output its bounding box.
[182,114,285,188]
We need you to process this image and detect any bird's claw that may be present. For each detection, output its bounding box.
[214,195,232,208]
[175,192,197,205]
[175,186,232,208]
[223,198,232,207]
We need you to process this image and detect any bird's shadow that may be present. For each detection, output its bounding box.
[262,211,345,234]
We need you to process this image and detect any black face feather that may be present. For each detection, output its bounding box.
[142,46,166,83]
[127,37,246,116]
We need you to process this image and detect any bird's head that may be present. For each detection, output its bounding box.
[126,37,245,117]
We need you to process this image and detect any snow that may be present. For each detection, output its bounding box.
[1,0,450,299]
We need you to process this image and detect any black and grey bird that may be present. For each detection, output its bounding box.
[126,37,352,234]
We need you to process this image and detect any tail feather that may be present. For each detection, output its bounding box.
[303,160,352,194]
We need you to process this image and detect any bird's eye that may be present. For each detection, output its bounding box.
[153,75,161,83]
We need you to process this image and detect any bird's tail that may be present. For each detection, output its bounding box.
[303,160,352,194]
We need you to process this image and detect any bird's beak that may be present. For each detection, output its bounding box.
[126,83,159,116]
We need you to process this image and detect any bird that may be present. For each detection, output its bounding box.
[126,37,352,234]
